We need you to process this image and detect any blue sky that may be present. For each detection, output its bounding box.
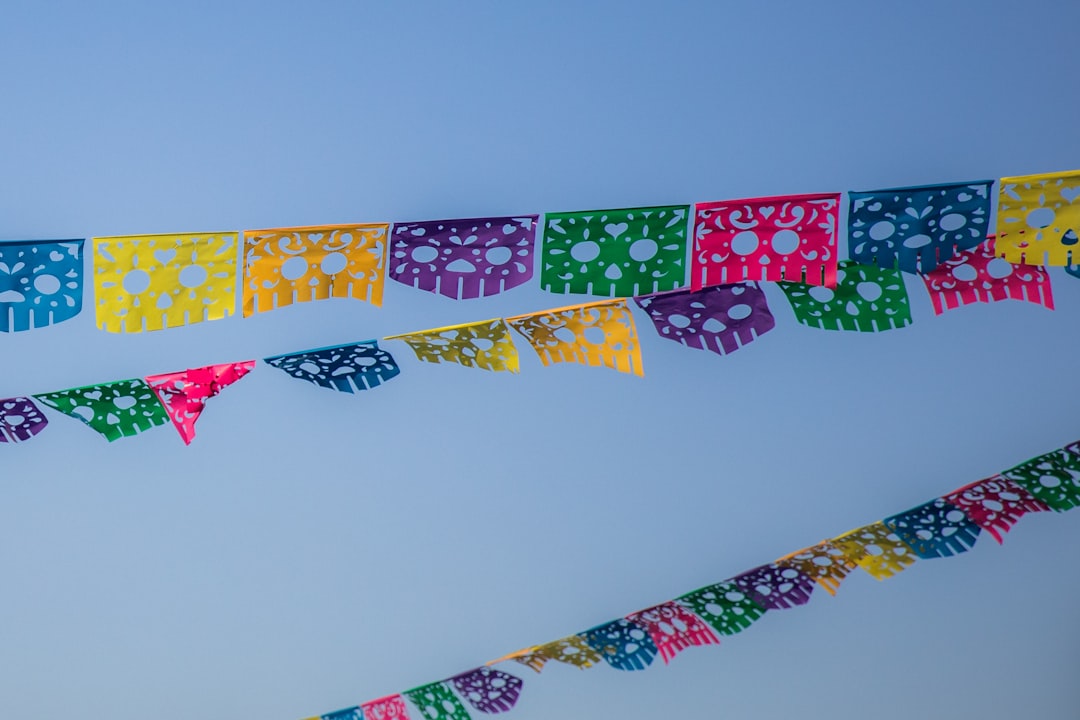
[1,2,1079,719]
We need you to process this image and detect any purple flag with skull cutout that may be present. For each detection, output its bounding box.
[0,396,49,443]
[450,666,523,714]
[634,283,775,355]
[389,216,538,299]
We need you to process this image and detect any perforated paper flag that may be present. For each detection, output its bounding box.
[920,237,1053,315]
[831,522,917,580]
[0,239,84,332]
[94,232,237,332]
[403,682,472,720]
[540,205,689,296]
[778,541,856,596]
[144,361,254,445]
[676,582,766,636]
[450,667,523,714]
[944,476,1049,544]
[490,636,601,673]
[35,379,170,442]
[362,694,412,720]
[996,170,1080,265]
[780,260,912,332]
[732,563,816,610]
[243,223,388,316]
[634,283,774,355]
[848,181,992,273]
[265,340,400,393]
[579,619,658,671]
[390,216,538,299]
[1002,442,1080,512]
[507,299,643,376]
[692,192,840,289]
[0,397,49,444]
[386,319,519,372]
[884,499,981,559]
[625,602,720,663]
[307,707,364,720]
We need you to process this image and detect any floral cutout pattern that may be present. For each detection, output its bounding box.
[1001,442,1080,512]
[387,319,519,372]
[996,169,1080,265]
[848,181,992,273]
[507,299,643,376]
[35,379,170,442]
[144,362,254,445]
[780,260,912,332]
[450,667,523,714]
[943,476,1049,544]
[675,582,766,636]
[732,564,816,610]
[634,283,775,355]
[492,636,601,673]
[777,541,856,596]
[919,237,1054,314]
[578,619,659,671]
[831,522,917,580]
[94,232,237,332]
[0,239,84,332]
[884,499,982,559]
[403,682,472,720]
[390,216,538,299]
[692,192,840,289]
[540,206,689,297]
[264,340,401,393]
[243,223,388,316]
[625,602,720,663]
[0,397,49,444]
[361,695,412,720]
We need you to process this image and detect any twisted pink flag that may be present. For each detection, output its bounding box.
[145,361,255,444]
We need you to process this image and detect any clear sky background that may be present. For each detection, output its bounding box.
[2,2,1079,719]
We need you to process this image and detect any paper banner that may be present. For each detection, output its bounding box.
[578,618,658,671]
[490,636,601,673]
[691,192,840,290]
[919,237,1054,314]
[306,708,364,720]
[625,602,720,664]
[94,232,237,333]
[1001,442,1080,512]
[0,397,49,444]
[35,379,170,442]
[450,667,523,714]
[996,170,1080,265]
[0,239,84,332]
[386,319,519,372]
[390,216,538,299]
[144,362,254,445]
[732,563,816,610]
[884,499,982,559]
[779,260,912,332]
[676,582,766,636]
[539,206,689,297]
[506,299,643,376]
[362,694,412,720]
[943,476,1050,544]
[848,181,992,273]
[831,522,917,580]
[634,283,774,355]
[243,223,388,316]
[403,682,473,720]
[777,541,856,596]
[264,340,401,393]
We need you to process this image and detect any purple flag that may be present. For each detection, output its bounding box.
[451,666,523,714]
[635,284,775,355]
[0,396,49,443]
[732,564,816,610]
[390,216,538,299]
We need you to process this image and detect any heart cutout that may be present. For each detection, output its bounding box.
[1060,185,1080,204]
[759,206,775,219]
[154,249,177,265]
[604,222,629,239]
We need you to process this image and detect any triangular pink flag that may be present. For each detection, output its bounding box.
[145,361,254,444]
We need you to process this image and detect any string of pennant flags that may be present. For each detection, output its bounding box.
[301,438,1080,720]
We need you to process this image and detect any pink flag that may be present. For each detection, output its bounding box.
[626,602,720,663]
[920,237,1054,314]
[145,361,255,445]
[361,695,411,720]
[944,476,1050,543]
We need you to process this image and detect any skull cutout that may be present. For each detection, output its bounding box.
[634,283,775,355]
[403,682,472,720]
[944,476,1050,544]
[388,319,519,372]
[265,340,401,393]
[1002,445,1080,512]
[579,619,659,671]
[0,396,49,443]
[625,602,720,663]
[506,299,643,376]
[832,522,917,581]
[390,216,538,299]
[450,667,524,714]
[920,237,1054,314]
[0,239,84,332]
[732,563,816,610]
[848,181,992,273]
[778,541,856,596]
[884,499,982,559]
[780,260,912,332]
[35,379,170,442]
[996,169,1080,265]
[692,192,840,289]
[676,582,766,636]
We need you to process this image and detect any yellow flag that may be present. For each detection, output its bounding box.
[506,299,644,376]
[831,522,916,581]
[243,223,388,316]
[996,169,1080,265]
[386,318,519,372]
[778,541,855,596]
[94,232,238,333]
[488,636,601,672]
